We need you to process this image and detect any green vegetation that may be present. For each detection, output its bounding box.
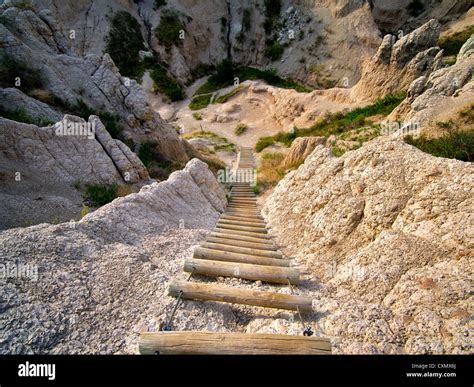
[154,0,167,10]
[182,130,235,152]
[255,92,407,152]
[182,130,229,142]
[265,41,284,61]
[0,55,43,92]
[438,25,474,56]
[234,123,247,136]
[214,85,244,104]
[405,130,474,162]
[189,93,212,110]
[80,204,89,218]
[154,10,185,51]
[443,57,457,66]
[407,0,425,17]
[150,66,185,101]
[139,140,169,168]
[214,143,236,152]
[194,60,309,96]
[188,63,215,85]
[192,112,202,120]
[308,63,337,89]
[52,98,123,139]
[105,11,145,80]
[138,140,182,179]
[0,106,53,126]
[85,184,118,206]
[237,9,252,43]
[105,10,185,100]
[263,0,281,34]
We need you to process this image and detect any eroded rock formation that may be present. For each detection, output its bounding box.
[0,159,227,354]
[263,138,473,354]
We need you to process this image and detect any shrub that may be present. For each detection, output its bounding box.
[0,55,43,92]
[85,184,118,206]
[407,0,424,17]
[234,123,247,135]
[265,41,284,61]
[189,94,212,110]
[404,131,474,162]
[105,11,145,79]
[154,10,185,50]
[263,0,281,34]
[214,143,236,152]
[194,62,309,96]
[0,106,53,126]
[53,98,123,139]
[255,136,276,152]
[438,25,474,56]
[192,112,202,120]
[150,66,185,101]
[153,0,166,10]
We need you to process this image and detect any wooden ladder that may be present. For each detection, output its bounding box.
[139,147,331,354]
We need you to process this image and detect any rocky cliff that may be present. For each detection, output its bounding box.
[0,158,228,354]
[0,1,189,162]
[263,138,473,354]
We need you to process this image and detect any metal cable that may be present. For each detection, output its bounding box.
[161,267,196,331]
[286,278,313,336]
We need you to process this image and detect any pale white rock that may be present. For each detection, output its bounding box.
[263,137,473,354]
[0,158,227,354]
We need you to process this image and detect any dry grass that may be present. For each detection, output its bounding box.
[116,184,134,197]
[257,152,286,188]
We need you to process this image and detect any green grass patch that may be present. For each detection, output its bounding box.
[189,93,212,110]
[214,143,236,152]
[255,92,406,152]
[404,130,474,162]
[154,10,185,51]
[0,106,54,126]
[194,60,309,96]
[182,130,231,145]
[439,25,474,56]
[85,184,118,206]
[105,11,145,80]
[234,123,247,136]
[150,66,185,101]
[214,86,243,103]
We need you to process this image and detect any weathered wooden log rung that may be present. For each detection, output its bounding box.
[139,332,331,354]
